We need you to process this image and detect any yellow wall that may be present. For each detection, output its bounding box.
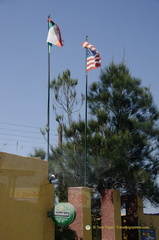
[0,152,55,240]
[82,187,92,240]
[113,189,122,240]
[143,214,158,228]
[136,196,159,239]
[139,213,159,239]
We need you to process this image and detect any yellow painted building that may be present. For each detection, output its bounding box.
[0,152,55,240]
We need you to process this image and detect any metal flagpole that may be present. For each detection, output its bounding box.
[84,36,88,186]
[46,14,51,162]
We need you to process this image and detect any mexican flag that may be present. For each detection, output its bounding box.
[47,19,63,48]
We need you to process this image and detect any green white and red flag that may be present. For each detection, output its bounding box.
[47,19,63,48]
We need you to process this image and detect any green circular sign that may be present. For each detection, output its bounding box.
[52,202,76,226]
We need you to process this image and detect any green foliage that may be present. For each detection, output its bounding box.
[28,64,159,240]
[49,146,85,187]
[50,69,82,126]
[90,63,159,203]
[29,147,46,160]
[30,63,159,240]
[63,62,159,204]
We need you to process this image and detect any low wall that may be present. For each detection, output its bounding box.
[0,152,54,240]
[124,194,159,240]
[138,202,159,240]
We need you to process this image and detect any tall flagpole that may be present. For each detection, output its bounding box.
[46,14,51,162]
[84,36,88,186]
[82,39,101,186]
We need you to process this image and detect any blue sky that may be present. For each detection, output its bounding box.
[0,0,159,156]
[0,0,159,213]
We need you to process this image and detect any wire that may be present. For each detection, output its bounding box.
[0,122,57,132]
[0,127,42,135]
[0,137,46,145]
[0,121,59,155]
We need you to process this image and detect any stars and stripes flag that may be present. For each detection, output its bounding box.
[82,41,101,72]
[47,19,63,49]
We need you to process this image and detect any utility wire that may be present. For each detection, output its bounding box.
[0,122,59,155]
[0,122,57,132]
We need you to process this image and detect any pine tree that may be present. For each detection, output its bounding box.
[50,69,83,126]
[64,62,159,204]
[29,147,46,160]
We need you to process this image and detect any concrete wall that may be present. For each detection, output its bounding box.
[0,152,54,240]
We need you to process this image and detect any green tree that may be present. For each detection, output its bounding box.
[64,62,159,204]
[49,146,85,187]
[48,69,87,193]
[29,147,46,160]
[40,69,83,149]
[50,69,83,126]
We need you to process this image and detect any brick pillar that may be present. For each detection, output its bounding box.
[100,189,122,240]
[68,187,92,240]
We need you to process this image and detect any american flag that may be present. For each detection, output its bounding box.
[82,41,101,72]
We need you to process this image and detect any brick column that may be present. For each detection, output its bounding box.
[100,189,122,240]
[68,187,92,240]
